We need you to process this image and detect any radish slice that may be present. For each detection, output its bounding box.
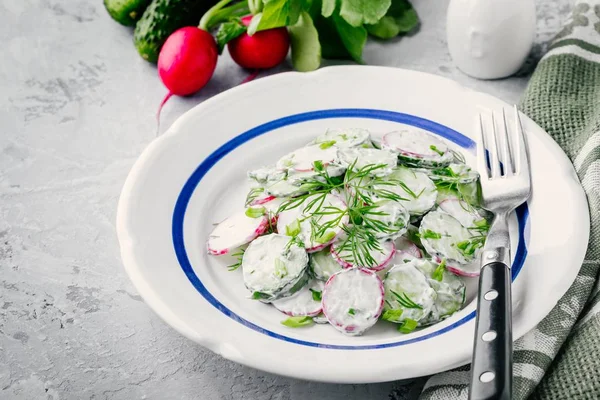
[309,247,343,281]
[322,268,384,336]
[242,234,309,301]
[439,198,487,229]
[419,210,481,266]
[395,236,423,259]
[277,194,348,252]
[331,238,395,271]
[340,148,397,176]
[250,193,277,206]
[276,145,338,172]
[207,210,268,255]
[382,262,436,324]
[376,167,437,216]
[272,280,324,317]
[313,128,371,148]
[382,130,454,168]
[443,257,481,277]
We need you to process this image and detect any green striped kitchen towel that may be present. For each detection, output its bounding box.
[417,2,600,399]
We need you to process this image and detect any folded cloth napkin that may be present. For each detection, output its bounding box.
[414,2,600,399]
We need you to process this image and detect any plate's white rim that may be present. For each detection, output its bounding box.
[116,65,590,383]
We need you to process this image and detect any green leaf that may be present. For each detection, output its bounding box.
[285,219,302,237]
[274,258,288,278]
[256,0,303,32]
[251,291,270,300]
[393,2,418,33]
[420,229,441,240]
[348,308,356,315]
[289,11,322,72]
[432,259,446,282]
[313,14,352,60]
[398,318,418,333]
[365,0,419,39]
[381,308,403,321]
[319,140,337,149]
[321,0,337,17]
[339,0,391,27]
[365,16,401,39]
[281,315,314,327]
[245,206,266,218]
[215,18,246,54]
[313,160,325,171]
[332,13,367,63]
[310,288,322,301]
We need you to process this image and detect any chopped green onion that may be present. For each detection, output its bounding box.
[315,230,336,244]
[310,288,322,302]
[432,259,446,281]
[421,229,442,239]
[430,145,445,156]
[251,291,269,300]
[348,308,356,315]
[274,258,288,278]
[281,316,314,327]
[285,219,301,237]
[319,140,336,149]
[381,308,404,322]
[398,318,418,333]
[245,206,265,218]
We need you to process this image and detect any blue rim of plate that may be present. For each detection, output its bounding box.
[172,108,528,350]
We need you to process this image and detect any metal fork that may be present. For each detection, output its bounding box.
[468,106,531,400]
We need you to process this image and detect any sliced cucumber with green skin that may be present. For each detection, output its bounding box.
[369,200,409,239]
[313,128,371,148]
[394,235,423,259]
[438,198,487,229]
[309,247,343,281]
[419,210,479,266]
[272,280,324,317]
[265,179,309,198]
[340,148,397,176]
[411,259,466,325]
[248,165,286,185]
[276,145,339,172]
[242,234,309,301]
[382,130,454,168]
[382,262,436,324]
[380,167,437,216]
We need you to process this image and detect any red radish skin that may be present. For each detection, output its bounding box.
[250,194,277,206]
[435,256,480,277]
[227,16,290,69]
[207,214,268,255]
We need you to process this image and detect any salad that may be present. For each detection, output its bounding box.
[207,128,490,336]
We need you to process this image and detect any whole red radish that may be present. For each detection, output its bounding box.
[228,16,290,69]
[158,27,218,96]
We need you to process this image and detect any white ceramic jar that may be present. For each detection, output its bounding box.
[446,0,536,79]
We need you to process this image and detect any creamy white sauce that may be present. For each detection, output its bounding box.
[332,238,394,270]
[419,210,475,264]
[383,262,436,323]
[276,145,339,171]
[264,179,307,197]
[309,247,343,281]
[208,210,267,254]
[322,269,383,336]
[272,280,324,317]
[382,130,452,160]
[369,200,409,239]
[379,167,437,216]
[248,165,286,184]
[314,128,371,148]
[439,198,483,228]
[394,236,422,258]
[340,148,397,176]
[242,234,308,297]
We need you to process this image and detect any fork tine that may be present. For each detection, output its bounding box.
[514,105,530,178]
[477,114,489,179]
[489,113,501,178]
[501,109,514,175]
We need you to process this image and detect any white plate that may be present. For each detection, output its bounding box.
[116,66,589,383]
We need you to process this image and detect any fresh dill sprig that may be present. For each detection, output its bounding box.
[245,187,265,207]
[227,249,245,271]
[391,290,423,309]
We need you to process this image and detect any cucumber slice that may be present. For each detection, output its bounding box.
[309,247,343,281]
[265,179,309,198]
[412,259,466,325]
[395,236,423,259]
[248,165,286,185]
[272,280,325,317]
[331,237,395,271]
[277,193,348,252]
[313,128,371,148]
[438,198,487,229]
[379,167,437,216]
[322,268,385,336]
[242,234,309,301]
[276,145,339,172]
[340,148,397,176]
[428,163,479,184]
[368,200,409,239]
[207,209,269,255]
[382,262,436,324]
[419,210,480,266]
[382,130,454,168]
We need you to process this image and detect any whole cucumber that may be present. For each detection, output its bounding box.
[134,0,219,63]
[104,0,151,26]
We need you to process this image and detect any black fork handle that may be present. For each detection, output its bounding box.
[469,262,512,400]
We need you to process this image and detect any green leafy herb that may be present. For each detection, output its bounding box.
[245,206,266,218]
[398,318,418,333]
[339,0,391,27]
[274,258,288,278]
[321,0,337,17]
[420,229,442,240]
[391,290,422,309]
[289,11,322,72]
[310,288,322,302]
[285,219,302,237]
[456,237,485,257]
[245,187,265,207]
[319,140,337,149]
[215,18,246,54]
[251,291,270,300]
[252,0,303,34]
[281,315,314,327]
[348,308,356,315]
[381,308,404,321]
[332,13,368,63]
[366,0,419,39]
[432,259,446,281]
[430,145,445,156]
[227,249,245,271]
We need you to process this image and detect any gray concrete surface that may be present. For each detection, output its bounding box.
[0,0,570,399]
